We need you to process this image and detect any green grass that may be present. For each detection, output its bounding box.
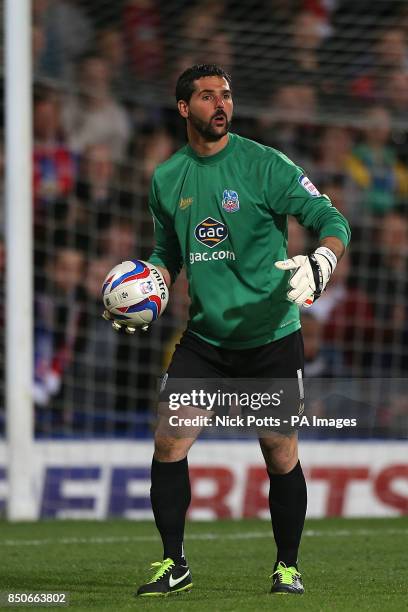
[0,518,407,611]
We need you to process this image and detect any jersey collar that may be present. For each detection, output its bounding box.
[185,133,236,165]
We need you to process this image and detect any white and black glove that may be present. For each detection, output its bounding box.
[102,310,149,334]
[274,246,337,308]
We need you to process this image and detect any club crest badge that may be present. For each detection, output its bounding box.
[222,189,240,213]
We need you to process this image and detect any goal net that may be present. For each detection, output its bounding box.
[1,0,408,442]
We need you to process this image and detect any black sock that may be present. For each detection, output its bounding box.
[268,460,307,569]
[150,457,191,565]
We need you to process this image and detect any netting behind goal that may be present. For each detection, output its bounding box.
[1,0,408,440]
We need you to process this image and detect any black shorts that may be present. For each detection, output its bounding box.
[160,330,304,432]
[166,329,304,380]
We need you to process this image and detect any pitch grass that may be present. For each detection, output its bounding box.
[0,518,407,611]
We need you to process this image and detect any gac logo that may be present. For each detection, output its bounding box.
[194,217,228,248]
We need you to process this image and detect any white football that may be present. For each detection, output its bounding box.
[102,260,169,329]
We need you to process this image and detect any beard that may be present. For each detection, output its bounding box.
[188,110,232,141]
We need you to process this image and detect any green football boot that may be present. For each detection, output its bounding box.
[136,558,193,597]
[270,561,304,594]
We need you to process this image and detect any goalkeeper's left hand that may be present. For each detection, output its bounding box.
[274,246,337,308]
[102,310,149,334]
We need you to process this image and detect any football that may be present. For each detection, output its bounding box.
[102,260,169,332]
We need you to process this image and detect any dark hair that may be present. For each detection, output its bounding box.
[33,84,60,106]
[175,64,232,102]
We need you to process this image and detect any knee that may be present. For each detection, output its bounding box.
[261,438,298,475]
[154,435,191,462]
[267,453,297,475]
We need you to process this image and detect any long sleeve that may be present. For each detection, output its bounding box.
[147,175,183,283]
[266,152,351,247]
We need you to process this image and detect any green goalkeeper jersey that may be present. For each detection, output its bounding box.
[148,133,350,349]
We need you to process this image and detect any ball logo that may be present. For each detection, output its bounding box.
[194,217,228,248]
[139,280,154,295]
[222,189,240,212]
[150,266,168,300]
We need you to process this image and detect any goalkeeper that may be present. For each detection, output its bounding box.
[111,64,350,597]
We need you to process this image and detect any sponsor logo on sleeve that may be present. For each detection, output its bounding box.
[298,174,321,197]
[194,217,228,248]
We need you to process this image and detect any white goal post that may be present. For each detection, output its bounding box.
[5,0,35,520]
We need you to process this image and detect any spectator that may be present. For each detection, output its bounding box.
[313,126,353,178]
[96,28,131,99]
[62,54,130,160]
[257,83,317,166]
[70,255,119,432]
[302,0,338,33]
[383,70,408,121]
[381,70,408,166]
[204,31,234,74]
[33,86,78,274]
[180,0,232,69]
[345,106,408,215]
[123,0,164,81]
[32,0,93,82]
[72,253,161,433]
[236,5,326,97]
[351,28,408,102]
[98,217,138,262]
[140,127,176,186]
[181,0,226,53]
[34,240,86,412]
[288,11,328,79]
[241,10,325,90]
[74,143,134,241]
[318,1,408,107]
[32,21,47,81]
[311,252,375,375]
[353,212,408,375]
[301,310,346,378]
[321,176,351,219]
[312,126,355,218]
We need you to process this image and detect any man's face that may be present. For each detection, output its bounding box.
[182,76,233,141]
[34,100,60,140]
[80,58,110,96]
[52,249,84,293]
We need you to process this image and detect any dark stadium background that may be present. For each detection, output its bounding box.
[0,7,407,608]
[0,0,408,441]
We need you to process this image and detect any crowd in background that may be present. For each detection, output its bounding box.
[1,0,408,438]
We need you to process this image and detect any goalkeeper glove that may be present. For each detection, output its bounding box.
[274,246,337,308]
[102,310,149,334]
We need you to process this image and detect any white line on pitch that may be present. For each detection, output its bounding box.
[0,528,407,547]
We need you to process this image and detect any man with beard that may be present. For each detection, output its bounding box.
[111,65,350,596]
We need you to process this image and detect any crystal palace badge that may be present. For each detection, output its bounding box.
[222,189,240,213]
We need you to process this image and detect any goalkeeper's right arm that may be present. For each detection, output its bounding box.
[147,176,183,284]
